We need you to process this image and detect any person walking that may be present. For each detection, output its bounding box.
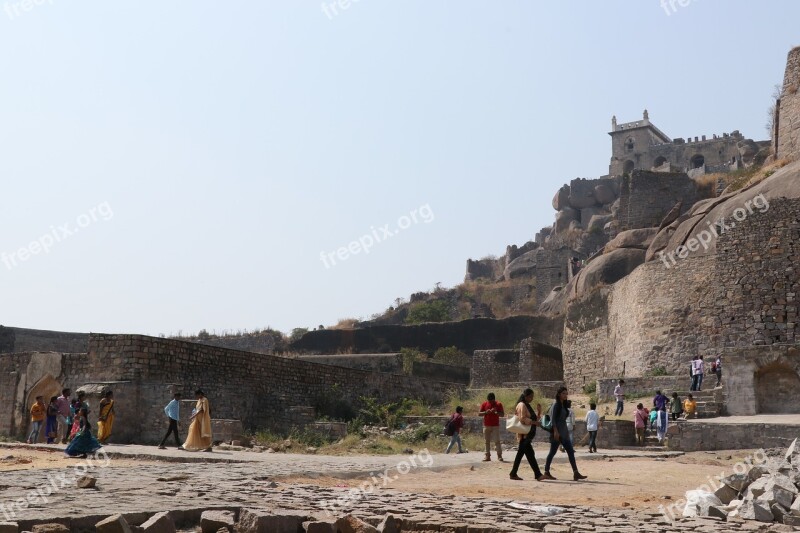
[689,356,698,391]
[444,406,466,454]
[64,407,102,458]
[97,391,115,444]
[543,387,587,481]
[653,390,668,411]
[561,399,575,452]
[509,388,544,481]
[158,392,182,449]
[634,403,649,445]
[669,392,683,421]
[45,396,59,444]
[655,406,669,444]
[585,402,599,453]
[56,388,72,444]
[182,390,213,452]
[27,396,46,444]
[479,393,504,462]
[613,379,625,416]
[713,355,723,388]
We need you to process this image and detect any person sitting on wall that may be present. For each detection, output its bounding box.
[683,394,697,419]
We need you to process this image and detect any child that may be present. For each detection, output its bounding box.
[64,407,102,458]
[648,407,658,431]
[656,405,669,444]
[27,396,46,444]
[45,396,59,444]
[634,404,649,446]
[444,406,466,454]
[585,402,599,453]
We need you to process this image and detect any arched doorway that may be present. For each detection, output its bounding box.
[623,160,635,174]
[654,156,667,168]
[691,154,705,169]
[755,363,800,413]
[25,374,62,443]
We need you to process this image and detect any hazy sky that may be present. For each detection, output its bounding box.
[1,1,798,336]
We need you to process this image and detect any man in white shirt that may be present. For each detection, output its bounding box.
[693,356,705,391]
[585,403,600,453]
[613,379,625,416]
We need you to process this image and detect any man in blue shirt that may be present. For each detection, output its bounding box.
[158,393,182,449]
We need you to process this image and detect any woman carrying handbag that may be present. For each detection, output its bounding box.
[509,388,545,481]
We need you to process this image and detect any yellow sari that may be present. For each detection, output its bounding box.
[182,397,212,451]
[97,399,115,443]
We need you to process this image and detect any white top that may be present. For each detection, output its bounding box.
[693,359,704,375]
[585,410,599,431]
[613,385,624,400]
[566,409,575,431]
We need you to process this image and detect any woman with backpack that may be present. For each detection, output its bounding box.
[543,387,587,481]
[444,406,466,454]
[509,388,544,481]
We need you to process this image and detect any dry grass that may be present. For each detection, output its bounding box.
[331,318,359,330]
[722,157,792,194]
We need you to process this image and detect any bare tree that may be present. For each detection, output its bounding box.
[767,83,782,140]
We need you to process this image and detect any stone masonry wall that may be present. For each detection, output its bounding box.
[777,47,800,161]
[518,338,563,383]
[297,354,403,374]
[0,335,463,443]
[0,326,89,354]
[469,350,519,388]
[596,376,689,403]
[617,170,699,231]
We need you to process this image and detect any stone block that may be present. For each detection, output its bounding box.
[721,472,750,492]
[334,515,379,533]
[200,511,234,533]
[714,484,739,505]
[30,526,68,533]
[748,464,770,482]
[377,514,401,533]
[76,475,96,489]
[139,513,175,533]
[0,524,18,533]
[739,500,774,522]
[707,505,728,521]
[95,515,132,533]
[237,509,309,533]
[772,502,789,522]
[304,522,336,533]
[790,495,800,516]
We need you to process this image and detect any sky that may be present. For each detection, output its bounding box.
[1,1,798,337]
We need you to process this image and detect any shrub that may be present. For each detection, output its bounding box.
[582,381,597,394]
[400,347,426,374]
[432,346,469,367]
[649,366,668,377]
[289,327,309,343]
[405,300,450,324]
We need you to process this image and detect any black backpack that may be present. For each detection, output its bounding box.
[444,415,456,436]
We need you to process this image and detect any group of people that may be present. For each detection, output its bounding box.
[25,388,214,454]
[444,388,588,482]
[690,355,722,391]
[631,389,701,445]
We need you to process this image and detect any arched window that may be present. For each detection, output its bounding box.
[625,137,635,152]
[691,155,705,169]
[623,160,635,174]
[654,156,667,167]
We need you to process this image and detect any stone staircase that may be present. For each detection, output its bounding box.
[671,388,724,418]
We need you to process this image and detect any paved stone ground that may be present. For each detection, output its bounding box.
[0,444,784,532]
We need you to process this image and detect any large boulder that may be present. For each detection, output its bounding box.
[595,183,616,205]
[504,250,538,280]
[554,208,579,233]
[604,228,659,253]
[580,207,609,228]
[587,214,613,234]
[553,185,570,211]
[574,248,646,296]
[568,180,600,209]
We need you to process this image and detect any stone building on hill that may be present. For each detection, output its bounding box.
[608,109,767,177]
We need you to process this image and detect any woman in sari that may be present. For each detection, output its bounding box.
[97,391,115,444]
[64,407,102,458]
[181,389,212,452]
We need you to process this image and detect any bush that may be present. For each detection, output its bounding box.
[400,347,426,374]
[357,396,425,430]
[432,346,469,367]
[582,381,597,394]
[289,327,309,343]
[405,300,450,324]
[648,366,668,377]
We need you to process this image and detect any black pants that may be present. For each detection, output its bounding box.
[588,430,598,451]
[510,436,542,478]
[159,419,181,447]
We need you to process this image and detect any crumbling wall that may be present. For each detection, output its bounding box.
[617,170,699,231]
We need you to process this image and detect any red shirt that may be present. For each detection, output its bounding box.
[480,400,504,427]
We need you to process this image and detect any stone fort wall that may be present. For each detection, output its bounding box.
[0,334,463,444]
[562,196,800,393]
[0,326,88,354]
[777,47,800,161]
[617,170,700,231]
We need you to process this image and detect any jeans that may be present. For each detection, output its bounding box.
[588,430,597,451]
[716,369,722,387]
[545,436,578,473]
[696,373,704,390]
[28,420,42,443]
[510,436,542,478]
[614,400,624,416]
[483,426,502,457]
[159,418,181,447]
[445,433,463,453]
